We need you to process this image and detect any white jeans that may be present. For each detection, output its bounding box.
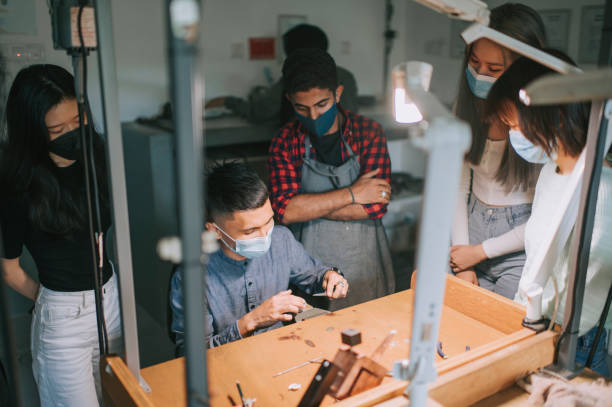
[31,273,123,407]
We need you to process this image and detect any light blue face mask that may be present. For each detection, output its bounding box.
[465,64,497,99]
[296,99,338,137]
[509,129,551,164]
[214,223,273,259]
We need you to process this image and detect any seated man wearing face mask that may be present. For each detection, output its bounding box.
[169,162,348,349]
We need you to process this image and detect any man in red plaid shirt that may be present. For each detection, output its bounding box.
[268,48,394,310]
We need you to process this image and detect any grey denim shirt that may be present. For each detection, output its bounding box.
[170,225,329,348]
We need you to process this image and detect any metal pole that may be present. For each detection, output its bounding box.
[92,0,149,390]
[406,116,471,406]
[166,1,208,405]
[556,5,612,370]
[557,101,607,372]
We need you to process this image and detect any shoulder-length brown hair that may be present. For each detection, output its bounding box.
[454,3,547,192]
[485,51,589,159]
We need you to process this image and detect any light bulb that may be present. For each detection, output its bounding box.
[394,88,423,124]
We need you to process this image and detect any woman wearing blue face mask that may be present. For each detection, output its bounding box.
[450,3,547,299]
[486,52,611,376]
[0,65,122,406]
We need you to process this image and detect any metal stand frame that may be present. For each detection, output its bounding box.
[166,1,209,406]
[93,0,150,392]
[393,88,471,406]
[545,5,612,374]
[555,100,611,374]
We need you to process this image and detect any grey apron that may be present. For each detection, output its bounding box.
[292,134,394,310]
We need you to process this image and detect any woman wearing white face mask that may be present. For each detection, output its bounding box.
[450,3,547,299]
[486,51,611,376]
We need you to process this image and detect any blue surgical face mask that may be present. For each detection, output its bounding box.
[509,129,551,164]
[465,64,497,99]
[214,223,273,259]
[295,99,338,137]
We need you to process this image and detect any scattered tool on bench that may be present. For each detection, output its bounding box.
[273,357,323,377]
[234,381,255,407]
[436,341,448,359]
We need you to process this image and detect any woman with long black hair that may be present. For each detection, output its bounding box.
[450,3,547,298]
[0,64,122,406]
[485,51,611,376]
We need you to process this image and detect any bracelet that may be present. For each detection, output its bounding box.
[348,186,355,204]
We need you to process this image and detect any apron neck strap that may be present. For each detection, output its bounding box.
[338,112,356,158]
[303,134,355,160]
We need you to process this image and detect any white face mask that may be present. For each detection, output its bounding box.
[509,129,552,164]
[465,64,497,99]
[214,223,274,259]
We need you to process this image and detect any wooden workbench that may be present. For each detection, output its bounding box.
[103,276,555,406]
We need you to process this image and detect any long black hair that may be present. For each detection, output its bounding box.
[0,64,107,236]
[455,3,547,192]
[485,51,590,159]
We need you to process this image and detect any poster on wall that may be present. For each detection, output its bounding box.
[579,5,604,64]
[449,19,469,59]
[0,0,37,35]
[249,37,275,60]
[538,9,571,54]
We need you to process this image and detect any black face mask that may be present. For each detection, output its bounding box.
[48,124,90,160]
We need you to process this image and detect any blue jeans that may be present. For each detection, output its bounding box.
[576,326,609,377]
[468,197,532,299]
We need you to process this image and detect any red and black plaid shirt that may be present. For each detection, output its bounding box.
[268,107,391,222]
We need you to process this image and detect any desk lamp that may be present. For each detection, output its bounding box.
[391,60,471,406]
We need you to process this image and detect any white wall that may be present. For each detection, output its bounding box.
[1,0,408,122]
[405,0,606,106]
[105,0,167,122]
[200,0,409,100]
[0,0,606,121]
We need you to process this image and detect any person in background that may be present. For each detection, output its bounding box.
[0,65,122,406]
[268,48,394,311]
[486,53,611,376]
[450,3,547,299]
[170,162,347,350]
[206,24,358,124]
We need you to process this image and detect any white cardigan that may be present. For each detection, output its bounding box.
[516,163,612,335]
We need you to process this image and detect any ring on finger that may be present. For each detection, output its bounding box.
[381,190,388,199]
